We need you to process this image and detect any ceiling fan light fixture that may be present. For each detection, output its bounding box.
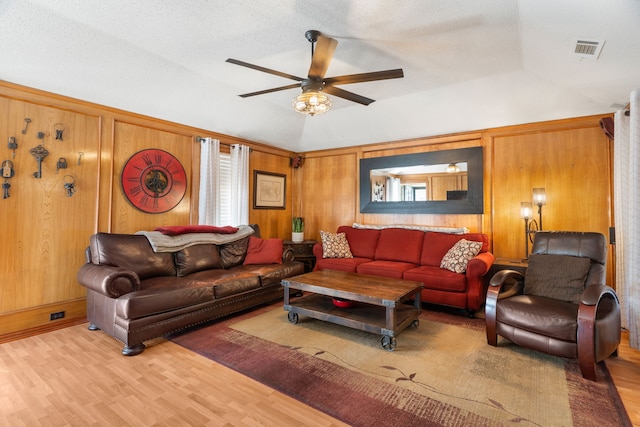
[446,163,461,173]
[292,90,332,116]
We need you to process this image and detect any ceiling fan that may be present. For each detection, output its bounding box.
[226,30,404,115]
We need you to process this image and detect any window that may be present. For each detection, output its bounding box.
[218,152,231,226]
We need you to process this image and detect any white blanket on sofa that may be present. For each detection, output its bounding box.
[136,225,255,252]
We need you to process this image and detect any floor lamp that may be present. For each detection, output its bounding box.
[521,188,546,259]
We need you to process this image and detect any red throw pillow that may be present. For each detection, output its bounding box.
[243,236,283,265]
[154,225,239,236]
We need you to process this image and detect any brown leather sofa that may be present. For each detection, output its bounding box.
[77,225,304,356]
[485,231,620,381]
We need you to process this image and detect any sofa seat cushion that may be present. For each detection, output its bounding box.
[357,260,417,279]
[316,257,373,273]
[337,226,381,258]
[496,294,578,342]
[116,283,214,319]
[420,232,488,267]
[183,269,261,298]
[175,244,223,277]
[230,263,305,287]
[403,266,467,292]
[374,228,424,264]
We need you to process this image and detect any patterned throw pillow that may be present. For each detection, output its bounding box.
[320,231,353,259]
[440,239,483,273]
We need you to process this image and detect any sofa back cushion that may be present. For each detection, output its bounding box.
[337,226,381,259]
[374,228,424,264]
[219,236,251,268]
[90,233,176,279]
[420,232,489,267]
[243,236,283,265]
[175,244,223,277]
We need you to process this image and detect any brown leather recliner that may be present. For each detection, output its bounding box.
[485,231,621,381]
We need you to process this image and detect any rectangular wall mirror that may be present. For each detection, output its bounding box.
[360,147,484,214]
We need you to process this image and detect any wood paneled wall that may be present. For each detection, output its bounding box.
[0,80,615,339]
[298,116,613,283]
[0,81,296,338]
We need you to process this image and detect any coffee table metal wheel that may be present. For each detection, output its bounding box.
[287,312,299,324]
[380,335,397,351]
[411,319,419,328]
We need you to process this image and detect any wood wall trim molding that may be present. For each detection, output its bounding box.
[0,299,87,339]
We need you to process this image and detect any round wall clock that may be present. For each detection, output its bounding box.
[121,149,187,213]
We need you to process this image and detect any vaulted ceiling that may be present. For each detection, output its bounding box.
[1,1,639,152]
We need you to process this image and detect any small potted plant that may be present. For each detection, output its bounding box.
[292,217,304,243]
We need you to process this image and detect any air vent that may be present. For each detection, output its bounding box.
[572,39,605,60]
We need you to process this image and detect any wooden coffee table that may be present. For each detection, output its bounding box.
[282,270,423,351]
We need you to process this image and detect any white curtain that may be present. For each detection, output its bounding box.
[230,144,249,225]
[614,89,640,349]
[198,137,220,225]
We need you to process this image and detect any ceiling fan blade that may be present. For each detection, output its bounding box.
[308,35,338,79]
[238,83,301,98]
[323,85,375,106]
[226,58,304,82]
[324,69,404,86]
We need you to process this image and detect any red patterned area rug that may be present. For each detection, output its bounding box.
[170,302,630,427]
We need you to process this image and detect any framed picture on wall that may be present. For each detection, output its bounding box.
[253,170,286,209]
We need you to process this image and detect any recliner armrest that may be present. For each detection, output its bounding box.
[488,269,524,299]
[77,263,140,298]
[580,284,619,306]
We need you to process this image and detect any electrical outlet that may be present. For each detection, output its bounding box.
[50,311,65,321]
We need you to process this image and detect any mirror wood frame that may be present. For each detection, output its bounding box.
[359,147,484,214]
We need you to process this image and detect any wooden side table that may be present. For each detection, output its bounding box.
[484,258,528,289]
[284,240,318,272]
[488,258,529,277]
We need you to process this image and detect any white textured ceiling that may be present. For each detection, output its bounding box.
[1,0,639,152]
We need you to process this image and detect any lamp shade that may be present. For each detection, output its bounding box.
[533,188,546,205]
[520,202,533,219]
[292,91,332,116]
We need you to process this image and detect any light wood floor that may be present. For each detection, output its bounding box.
[0,324,638,426]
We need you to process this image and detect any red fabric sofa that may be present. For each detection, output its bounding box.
[313,226,495,316]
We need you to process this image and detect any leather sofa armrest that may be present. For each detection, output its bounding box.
[77,263,140,298]
[282,246,295,263]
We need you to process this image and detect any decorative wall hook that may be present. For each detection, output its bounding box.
[54,123,65,141]
[63,175,76,197]
[77,152,84,165]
